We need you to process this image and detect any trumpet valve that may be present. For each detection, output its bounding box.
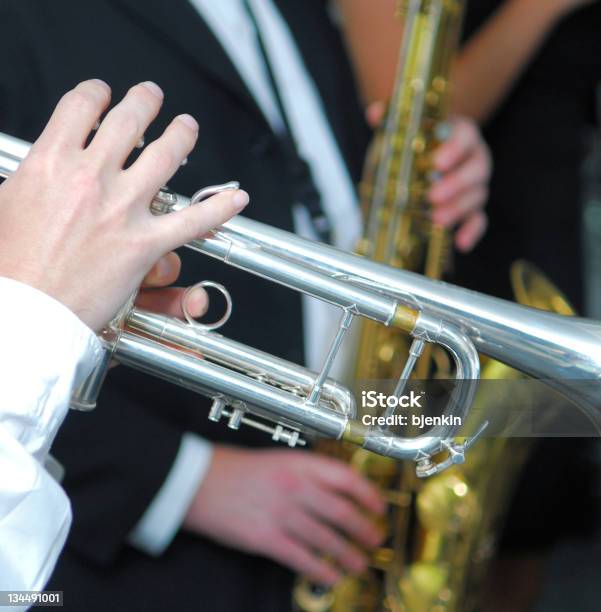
[208,398,226,422]
[228,405,245,430]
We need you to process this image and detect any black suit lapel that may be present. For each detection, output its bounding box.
[108,0,269,127]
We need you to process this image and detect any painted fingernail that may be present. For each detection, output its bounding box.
[178,113,199,131]
[233,190,250,210]
[141,81,164,99]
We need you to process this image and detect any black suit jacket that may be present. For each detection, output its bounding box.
[0,2,370,610]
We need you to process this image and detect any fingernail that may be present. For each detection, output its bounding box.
[178,113,199,131]
[141,81,164,99]
[156,256,172,280]
[89,78,110,93]
[186,287,208,317]
[233,190,250,210]
[456,239,469,254]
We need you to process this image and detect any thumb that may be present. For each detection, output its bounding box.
[366,101,386,129]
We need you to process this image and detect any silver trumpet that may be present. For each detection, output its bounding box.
[2,132,601,477]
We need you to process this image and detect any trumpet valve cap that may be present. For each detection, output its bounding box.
[228,407,245,430]
[208,398,225,422]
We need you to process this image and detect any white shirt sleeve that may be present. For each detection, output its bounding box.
[0,277,102,595]
[128,432,213,556]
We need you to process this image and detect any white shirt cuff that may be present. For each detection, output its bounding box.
[0,277,102,461]
[128,433,214,556]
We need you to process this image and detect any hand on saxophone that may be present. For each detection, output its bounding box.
[0,79,249,331]
[427,116,491,253]
[183,447,386,585]
[366,106,491,253]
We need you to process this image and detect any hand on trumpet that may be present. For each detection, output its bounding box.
[366,106,491,253]
[137,251,208,319]
[0,79,249,332]
[183,446,386,585]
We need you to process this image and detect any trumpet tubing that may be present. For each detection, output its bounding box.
[2,131,601,479]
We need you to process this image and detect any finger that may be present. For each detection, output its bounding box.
[432,117,482,173]
[285,511,368,575]
[154,189,249,252]
[365,101,386,129]
[309,457,386,516]
[126,114,199,202]
[302,488,384,550]
[142,252,182,288]
[431,186,488,228]
[88,81,164,168]
[135,286,209,318]
[454,211,488,253]
[35,80,112,152]
[429,152,490,207]
[270,535,341,586]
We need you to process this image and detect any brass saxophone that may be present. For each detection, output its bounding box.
[294,1,574,610]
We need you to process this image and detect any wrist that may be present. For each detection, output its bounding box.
[182,444,222,531]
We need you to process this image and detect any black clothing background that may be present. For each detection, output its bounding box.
[454,1,601,552]
[455,2,601,310]
[0,1,370,610]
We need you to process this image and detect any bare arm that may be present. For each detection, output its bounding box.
[453,0,596,123]
[336,0,400,105]
[335,0,492,252]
